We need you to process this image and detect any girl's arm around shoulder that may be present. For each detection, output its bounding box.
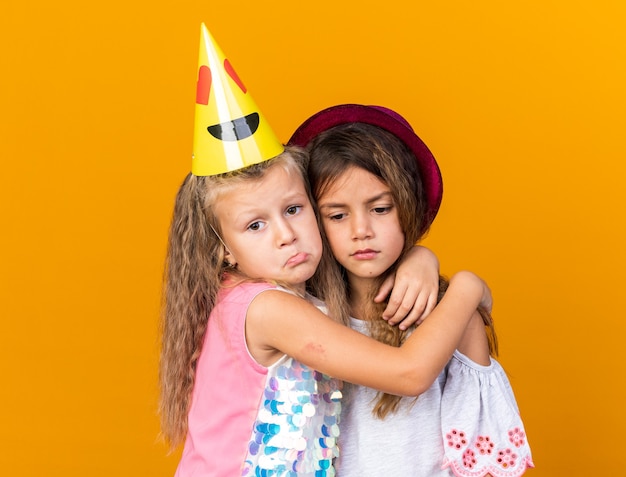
[246,271,490,397]
[375,245,440,328]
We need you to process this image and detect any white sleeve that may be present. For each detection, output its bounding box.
[440,351,535,477]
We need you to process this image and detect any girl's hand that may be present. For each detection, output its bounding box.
[374,245,440,330]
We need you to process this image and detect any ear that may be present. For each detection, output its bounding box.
[223,248,236,267]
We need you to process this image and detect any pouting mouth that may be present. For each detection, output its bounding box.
[207,112,260,141]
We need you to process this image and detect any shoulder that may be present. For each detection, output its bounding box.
[245,288,315,366]
[246,288,327,345]
[247,287,314,319]
[220,280,279,304]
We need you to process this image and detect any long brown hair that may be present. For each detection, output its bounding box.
[158,146,310,447]
[307,123,497,418]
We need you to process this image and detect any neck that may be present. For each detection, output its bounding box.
[292,282,306,296]
[223,272,307,297]
[277,281,307,298]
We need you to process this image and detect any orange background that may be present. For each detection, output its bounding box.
[1,1,624,475]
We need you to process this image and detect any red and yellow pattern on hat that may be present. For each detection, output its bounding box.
[192,24,284,176]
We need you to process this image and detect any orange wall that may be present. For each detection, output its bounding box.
[2,1,624,475]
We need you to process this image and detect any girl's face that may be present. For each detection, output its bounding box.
[317,166,405,288]
[215,165,322,292]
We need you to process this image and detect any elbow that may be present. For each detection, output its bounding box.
[396,369,435,397]
[402,383,429,398]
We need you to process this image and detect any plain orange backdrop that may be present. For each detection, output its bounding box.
[1,0,625,475]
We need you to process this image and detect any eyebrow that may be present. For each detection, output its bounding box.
[318,191,393,210]
[234,190,310,222]
[284,189,309,201]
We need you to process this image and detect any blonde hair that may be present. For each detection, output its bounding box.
[158,146,310,447]
[307,123,497,419]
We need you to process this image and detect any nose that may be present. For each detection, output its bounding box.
[351,212,373,240]
[275,218,297,247]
